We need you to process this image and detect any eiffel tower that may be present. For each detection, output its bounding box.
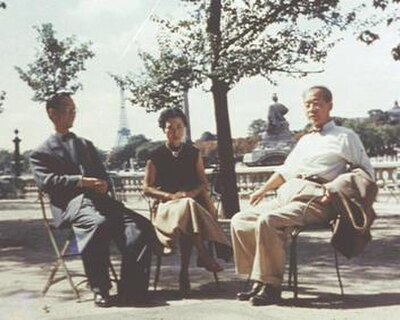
[115,87,131,149]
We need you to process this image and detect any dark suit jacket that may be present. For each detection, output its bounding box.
[30,133,113,228]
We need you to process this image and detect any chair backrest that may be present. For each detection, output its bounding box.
[108,173,126,202]
[145,196,159,223]
[38,190,80,257]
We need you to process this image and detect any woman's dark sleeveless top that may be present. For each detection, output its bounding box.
[150,143,200,193]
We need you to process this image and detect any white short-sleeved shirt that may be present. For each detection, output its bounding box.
[276,120,374,182]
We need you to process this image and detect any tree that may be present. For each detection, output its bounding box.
[136,141,164,164]
[15,23,95,102]
[123,0,355,217]
[357,0,400,61]
[0,149,12,174]
[108,134,150,170]
[340,117,400,156]
[1,3,6,108]
[198,131,218,142]
[248,119,268,137]
[0,91,5,114]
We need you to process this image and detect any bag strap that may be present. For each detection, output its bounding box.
[337,192,369,231]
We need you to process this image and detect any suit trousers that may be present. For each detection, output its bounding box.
[68,197,154,296]
[231,179,335,287]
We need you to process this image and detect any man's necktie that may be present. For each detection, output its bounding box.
[61,132,78,164]
[308,127,322,134]
[61,132,76,141]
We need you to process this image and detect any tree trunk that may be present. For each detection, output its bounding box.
[207,0,240,218]
[183,89,192,144]
[211,80,240,218]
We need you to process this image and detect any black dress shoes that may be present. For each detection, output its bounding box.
[236,281,263,301]
[250,284,282,306]
[94,292,114,308]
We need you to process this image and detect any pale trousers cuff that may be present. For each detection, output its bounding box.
[250,272,282,287]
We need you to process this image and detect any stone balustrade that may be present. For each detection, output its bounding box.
[19,162,400,200]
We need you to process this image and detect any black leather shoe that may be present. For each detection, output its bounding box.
[236,282,263,301]
[94,292,113,308]
[250,284,282,306]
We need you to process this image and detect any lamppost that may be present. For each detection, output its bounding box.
[12,129,22,177]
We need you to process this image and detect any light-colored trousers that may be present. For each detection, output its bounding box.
[231,179,336,287]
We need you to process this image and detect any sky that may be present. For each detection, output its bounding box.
[0,0,399,153]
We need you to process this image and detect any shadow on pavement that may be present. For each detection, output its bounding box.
[284,291,400,309]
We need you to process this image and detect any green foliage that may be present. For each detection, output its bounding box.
[198,131,218,141]
[95,148,108,165]
[15,23,95,102]
[0,149,12,174]
[341,118,400,156]
[136,141,164,163]
[122,0,354,111]
[248,119,268,137]
[357,0,400,61]
[21,150,32,174]
[108,135,150,170]
[0,91,5,114]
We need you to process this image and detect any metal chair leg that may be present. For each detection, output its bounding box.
[288,235,295,288]
[289,226,344,299]
[292,236,298,299]
[109,260,119,284]
[153,254,162,290]
[333,247,344,296]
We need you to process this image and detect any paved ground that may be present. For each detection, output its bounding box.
[0,195,399,320]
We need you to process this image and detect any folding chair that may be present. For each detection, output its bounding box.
[209,168,224,218]
[39,191,118,300]
[143,195,220,291]
[288,223,344,299]
[108,173,127,202]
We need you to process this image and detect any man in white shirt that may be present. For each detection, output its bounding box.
[231,86,374,306]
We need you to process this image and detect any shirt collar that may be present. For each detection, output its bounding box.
[310,119,335,134]
[319,120,335,133]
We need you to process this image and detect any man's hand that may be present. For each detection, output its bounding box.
[319,190,333,206]
[249,189,265,206]
[82,177,108,194]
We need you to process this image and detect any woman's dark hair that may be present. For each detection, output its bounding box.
[158,107,188,130]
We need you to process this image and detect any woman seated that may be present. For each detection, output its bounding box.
[143,107,231,294]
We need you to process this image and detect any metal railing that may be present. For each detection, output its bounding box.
[17,162,400,201]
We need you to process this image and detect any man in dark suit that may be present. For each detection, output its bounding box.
[30,93,158,307]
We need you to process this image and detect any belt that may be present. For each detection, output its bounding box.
[296,174,327,184]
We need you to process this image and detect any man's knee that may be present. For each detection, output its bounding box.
[76,210,108,232]
[257,212,286,230]
[231,211,251,231]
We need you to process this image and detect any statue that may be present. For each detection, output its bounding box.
[388,100,400,123]
[243,93,295,166]
[266,93,290,135]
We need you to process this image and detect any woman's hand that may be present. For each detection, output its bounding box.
[170,191,188,200]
